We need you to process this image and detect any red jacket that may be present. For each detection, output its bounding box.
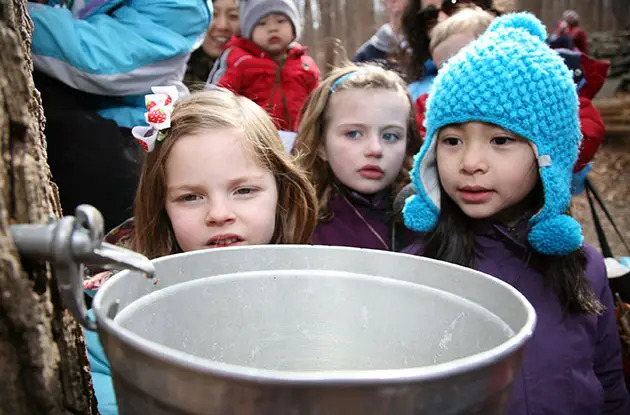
[414,52,609,172]
[575,96,605,172]
[208,36,319,131]
[566,25,589,55]
[414,93,429,139]
[574,53,609,172]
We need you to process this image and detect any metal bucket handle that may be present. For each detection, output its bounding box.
[9,205,155,330]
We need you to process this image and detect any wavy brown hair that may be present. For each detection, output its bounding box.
[293,63,420,221]
[133,88,318,258]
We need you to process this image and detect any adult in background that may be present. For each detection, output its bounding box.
[352,0,408,67]
[28,0,211,232]
[184,0,240,87]
[552,10,589,55]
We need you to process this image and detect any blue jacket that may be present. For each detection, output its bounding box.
[28,0,212,127]
[403,219,630,414]
[85,314,118,414]
[408,59,437,101]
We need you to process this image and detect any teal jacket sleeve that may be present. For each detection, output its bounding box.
[28,1,211,96]
[85,309,118,415]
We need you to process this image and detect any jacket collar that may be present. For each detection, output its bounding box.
[471,214,532,253]
[335,184,390,213]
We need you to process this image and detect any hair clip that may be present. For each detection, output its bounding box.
[329,70,369,94]
[131,86,179,152]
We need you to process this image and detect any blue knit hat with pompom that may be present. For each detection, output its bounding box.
[403,12,583,256]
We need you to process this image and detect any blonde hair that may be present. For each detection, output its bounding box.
[562,10,579,26]
[293,63,420,221]
[133,88,318,258]
[429,8,495,53]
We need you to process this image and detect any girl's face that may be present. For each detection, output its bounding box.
[203,0,240,57]
[436,121,539,223]
[319,88,408,195]
[164,128,278,251]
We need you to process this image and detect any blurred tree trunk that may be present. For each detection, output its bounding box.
[517,0,626,31]
[319,0,336,71]
[303,0,317,53]
[360,0,377,43]
[345,0,359,58]
[0,0,97,414]
[612,0,630,28]
[335,0,345,41]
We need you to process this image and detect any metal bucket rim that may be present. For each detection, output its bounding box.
[93,245,537,385]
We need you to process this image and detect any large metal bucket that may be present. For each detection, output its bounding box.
[93,245,536,414]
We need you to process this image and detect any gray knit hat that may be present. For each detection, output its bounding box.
[240,0,301,40]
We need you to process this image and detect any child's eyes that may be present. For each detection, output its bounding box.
[441,137,461,146]
[178,194,202,202]
[345,130,362,139]
[382,132,401,142]
[234,187,258,196]
[491,136,514,145]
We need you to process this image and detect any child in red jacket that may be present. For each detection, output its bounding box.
[554,48,609,172]
[207,0,319,132]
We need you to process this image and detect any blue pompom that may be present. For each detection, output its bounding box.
[486,12,547,42]
[528,214,583,255]
[403,193,439,232]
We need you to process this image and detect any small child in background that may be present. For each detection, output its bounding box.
[549,47,610,194]
[403,13,630,414]
[414,7,495,138]
[208,0,319,132]
[84,87,318,414]
[293,64,420,251]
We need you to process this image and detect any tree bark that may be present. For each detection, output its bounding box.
[344,0,359,58]
[303,0,317,53]
[0,0,97,414]
[319,0,336,71]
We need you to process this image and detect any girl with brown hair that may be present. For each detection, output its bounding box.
[84,87,319,414]
[85,87,318,289]
[293,63,420,251]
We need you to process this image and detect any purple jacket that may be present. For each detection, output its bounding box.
[404,219,630,414]
[312,187,416,252]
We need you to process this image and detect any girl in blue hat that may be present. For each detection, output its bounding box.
[403,12,630,414]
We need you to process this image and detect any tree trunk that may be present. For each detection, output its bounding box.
[342,0,366,57]
[319,0,336,72]
[357,0,377,47]
[0,1,97,414]
[303,0,316,54]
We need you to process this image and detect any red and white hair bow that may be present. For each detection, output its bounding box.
[131,86,179,152]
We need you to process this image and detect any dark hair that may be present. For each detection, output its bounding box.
[401,0,433,81]
[400,0,503,82]
[424,181,604,315]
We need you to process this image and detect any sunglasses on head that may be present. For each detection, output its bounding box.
[442,0,494,15]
